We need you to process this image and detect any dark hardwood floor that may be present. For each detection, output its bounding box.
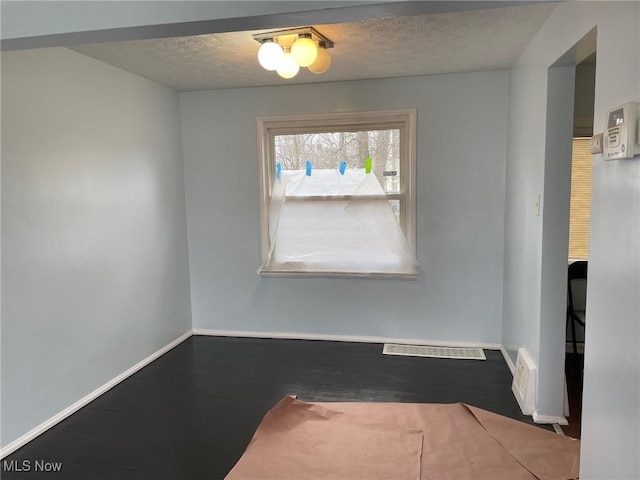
[2,336,553,479]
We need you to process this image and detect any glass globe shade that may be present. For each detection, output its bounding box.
[276,50,300,79]
[291,35,318,67]
[258,41,284,71]
[308,47,331,74]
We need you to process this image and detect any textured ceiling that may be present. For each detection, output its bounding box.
[70,3,557,91]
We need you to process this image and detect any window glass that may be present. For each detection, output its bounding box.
[275,129,401,195]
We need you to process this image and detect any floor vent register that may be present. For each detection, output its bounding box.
[383,344,486,360]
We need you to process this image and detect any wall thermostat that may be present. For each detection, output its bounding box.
[603,102,640,160]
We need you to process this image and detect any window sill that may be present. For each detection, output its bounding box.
[258,266,419,280]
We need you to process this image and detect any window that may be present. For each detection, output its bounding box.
[568,137,592,260]
[257,109,418,278]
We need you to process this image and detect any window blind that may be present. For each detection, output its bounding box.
[568,138,592,260]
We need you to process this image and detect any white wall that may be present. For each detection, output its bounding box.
[503,2,639,478]
[538,65,575,417]
[1,47,192,448]
[180,71,509,343]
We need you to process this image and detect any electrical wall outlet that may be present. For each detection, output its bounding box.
[590,132,603,154]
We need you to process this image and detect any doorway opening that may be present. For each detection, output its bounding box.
[537,27,596,434]
[564,52,596,439]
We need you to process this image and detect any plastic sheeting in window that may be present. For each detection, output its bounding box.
[260,169,420,278]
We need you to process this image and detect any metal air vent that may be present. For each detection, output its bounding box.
[383,344,486,360]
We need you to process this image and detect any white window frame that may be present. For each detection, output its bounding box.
[256,108,417,278]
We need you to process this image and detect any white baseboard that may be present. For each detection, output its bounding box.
[532,410,569,425]
[192,329,502,350]
[0,330,193,459]
[499,345,516,375]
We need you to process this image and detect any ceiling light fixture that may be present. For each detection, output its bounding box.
[258,39,284,71]
[253,27,334,79]
[308,41,331,74]
[276,47,300,79]
[291,33,317,67]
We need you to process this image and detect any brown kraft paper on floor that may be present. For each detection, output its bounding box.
[463,404,580,480]
[226,397,580,480]
[225,396,424,480]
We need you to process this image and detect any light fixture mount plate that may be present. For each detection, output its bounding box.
[253,27,334,49]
